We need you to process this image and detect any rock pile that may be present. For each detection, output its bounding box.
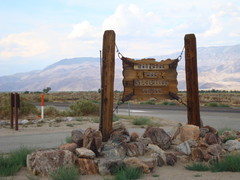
[26,122,240,176]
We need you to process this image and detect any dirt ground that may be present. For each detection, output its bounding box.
[1,117,240,180]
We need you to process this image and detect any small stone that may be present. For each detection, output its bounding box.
[76,147,96,159]
[175,141,191,155]
[76,158,98,175]
[71,129,84,147]
[98,159,125,175]
[200,128,209,137]
[21,119,29,125]
[137,137,152,146]
[130,132,139,142]
[207,144,223,157]
[205,132,219,145]
[203,125,218,135]
[143,127,172,150]
[124,157,151,173]
[165,152,177,166]
[59,143,78,153]
[191,147,204,162]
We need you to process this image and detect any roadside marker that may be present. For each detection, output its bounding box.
[41,94,44,120]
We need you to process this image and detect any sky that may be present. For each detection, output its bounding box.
[0,0,240,76]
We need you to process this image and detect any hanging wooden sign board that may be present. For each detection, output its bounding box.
[122,57,178,101]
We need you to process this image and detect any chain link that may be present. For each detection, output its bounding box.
[177,45,185,61]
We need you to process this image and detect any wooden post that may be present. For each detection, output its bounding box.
[14,93,19,130]
[184,34,201,127]
[10,93,14,129]
[99,30,115,141]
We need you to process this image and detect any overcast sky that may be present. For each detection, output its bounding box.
[0,0,240,76]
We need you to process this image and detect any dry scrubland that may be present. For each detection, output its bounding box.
[0,91,240,120]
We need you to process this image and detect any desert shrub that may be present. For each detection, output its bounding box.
[210,153,240,172]
[65,136,72,143]
[218,128,232,135]
[185,153,240,172]
[0,146,34,177]
[50,165,79,180]
[208,102,218,107]
[19,101,38,116]
[0,95,38,118]
[219,104,229,107]
[185,162,209,171]
[70,100,99,116]
[44,106,60,117]
[132,117,152,125]
[162,101,176,106]
[113,114,119,122]
[140,100,155,105]
[114,167,143,180]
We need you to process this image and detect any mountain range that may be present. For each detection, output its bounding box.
[0,44,240,92]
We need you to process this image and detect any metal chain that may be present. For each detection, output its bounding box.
[177,45,185,61]
[115,43,124,59]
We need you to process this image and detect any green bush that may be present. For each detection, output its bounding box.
[114,167,143,180]
[20,101,38,116]
[0,146,34,177]
[185,162,209,171]
[113,114,119,122]
[140,100,155,105]
[218,128,232,135]
[132,117,152,125]
[70,100,99,116]
[219,104,229,107]
[185,153,240,172]
[208,102,218,107]
[50,166,79,180]
[44,106,60,117]
[162,101,176,106]
[210,153,240,172]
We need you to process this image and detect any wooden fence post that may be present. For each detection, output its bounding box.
[10,93,14,129]
[99,30,115,141]
[184,34,201,127]
[14,93,19,130]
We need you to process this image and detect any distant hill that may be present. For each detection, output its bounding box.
[0,45,240,91]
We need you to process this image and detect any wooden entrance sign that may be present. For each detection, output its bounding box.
[122,57,179,101]
[99,30,115,141]
[184,34,201,127]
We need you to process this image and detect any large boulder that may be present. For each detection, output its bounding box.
[223,140,240,151]
[179,125,200,142]
[101,143,126,159]
[83,128,102,156]
[76,158,98,175]
[205,132,219,145]
[124,142,145,157]
[71,129,84,147]
[143,127,172,150]
[27,150,76,176]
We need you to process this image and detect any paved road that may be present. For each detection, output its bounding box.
[1,104,239,154]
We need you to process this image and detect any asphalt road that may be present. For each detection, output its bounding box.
[1,104,239,154]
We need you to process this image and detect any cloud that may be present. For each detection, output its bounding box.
[102,4,160,36]
[68,20,100,40]
[0,32,50,58]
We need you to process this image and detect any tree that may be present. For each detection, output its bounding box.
[43,87,51,93]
